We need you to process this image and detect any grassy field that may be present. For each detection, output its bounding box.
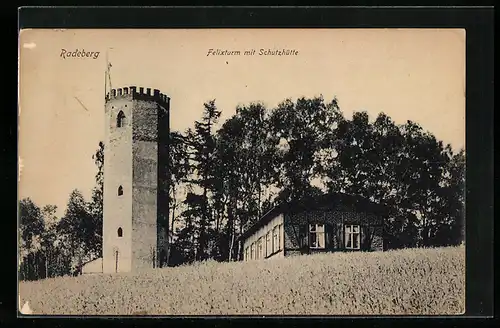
[18,246,465,316]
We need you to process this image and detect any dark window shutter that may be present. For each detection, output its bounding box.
[337,222,343,249]
[360,225,366,250]
[299,225,308,247]
[325,224,333,249]
[303,225,309,247]
[362,225,374,250]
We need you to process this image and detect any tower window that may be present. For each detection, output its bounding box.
[117,110,126,127]
[118,185,123,196]
[117,227,123,237]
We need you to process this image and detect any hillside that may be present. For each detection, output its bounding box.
[18,246,465,315]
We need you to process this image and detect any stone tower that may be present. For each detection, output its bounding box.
[103,86,169,273]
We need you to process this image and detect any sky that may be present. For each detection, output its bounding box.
[18,28,466,217]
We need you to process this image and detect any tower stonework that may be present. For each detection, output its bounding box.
[103,86,169,273]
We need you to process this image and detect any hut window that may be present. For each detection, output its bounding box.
[310,224,325,249]
[255,238,259,259]
[118,185,123,196]
[279,224,283,250]
[266,231,272,256]
[117,227,123,237]
[272,226,279,253]
[345,225,361,250]
[117,110,126,127]
[250,243,255,260]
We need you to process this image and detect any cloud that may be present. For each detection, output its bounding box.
[23,42,36,49]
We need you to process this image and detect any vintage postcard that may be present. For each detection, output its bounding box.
[18,28,466,316]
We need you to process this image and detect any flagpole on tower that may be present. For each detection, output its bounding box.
[105,50,108,100]
[105,48,113,100]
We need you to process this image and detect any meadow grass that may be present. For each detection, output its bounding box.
[18,245,465,315]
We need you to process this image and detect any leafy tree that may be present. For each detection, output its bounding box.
[395,121,450,247]
[324,111,373,195]
[19,198,44,258]
[449,148,465,244]
[214,116,244,261]
[19,199,73,280]
[269,96,342,203]
[39,205,58,278]
[234,103,277,217]
[57,189,95,271]
[88,141,105,258]
[19,198,45,280]
[328,110,464,249]
[214,103,281,260]
[432,147,465,246]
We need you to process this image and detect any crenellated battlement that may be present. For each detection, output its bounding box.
[105,86,170,107]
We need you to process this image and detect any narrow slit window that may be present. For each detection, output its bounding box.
[115,250,119,273]
[117,227,123,237]
[118,185,123,196]
[117,110,126,127]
